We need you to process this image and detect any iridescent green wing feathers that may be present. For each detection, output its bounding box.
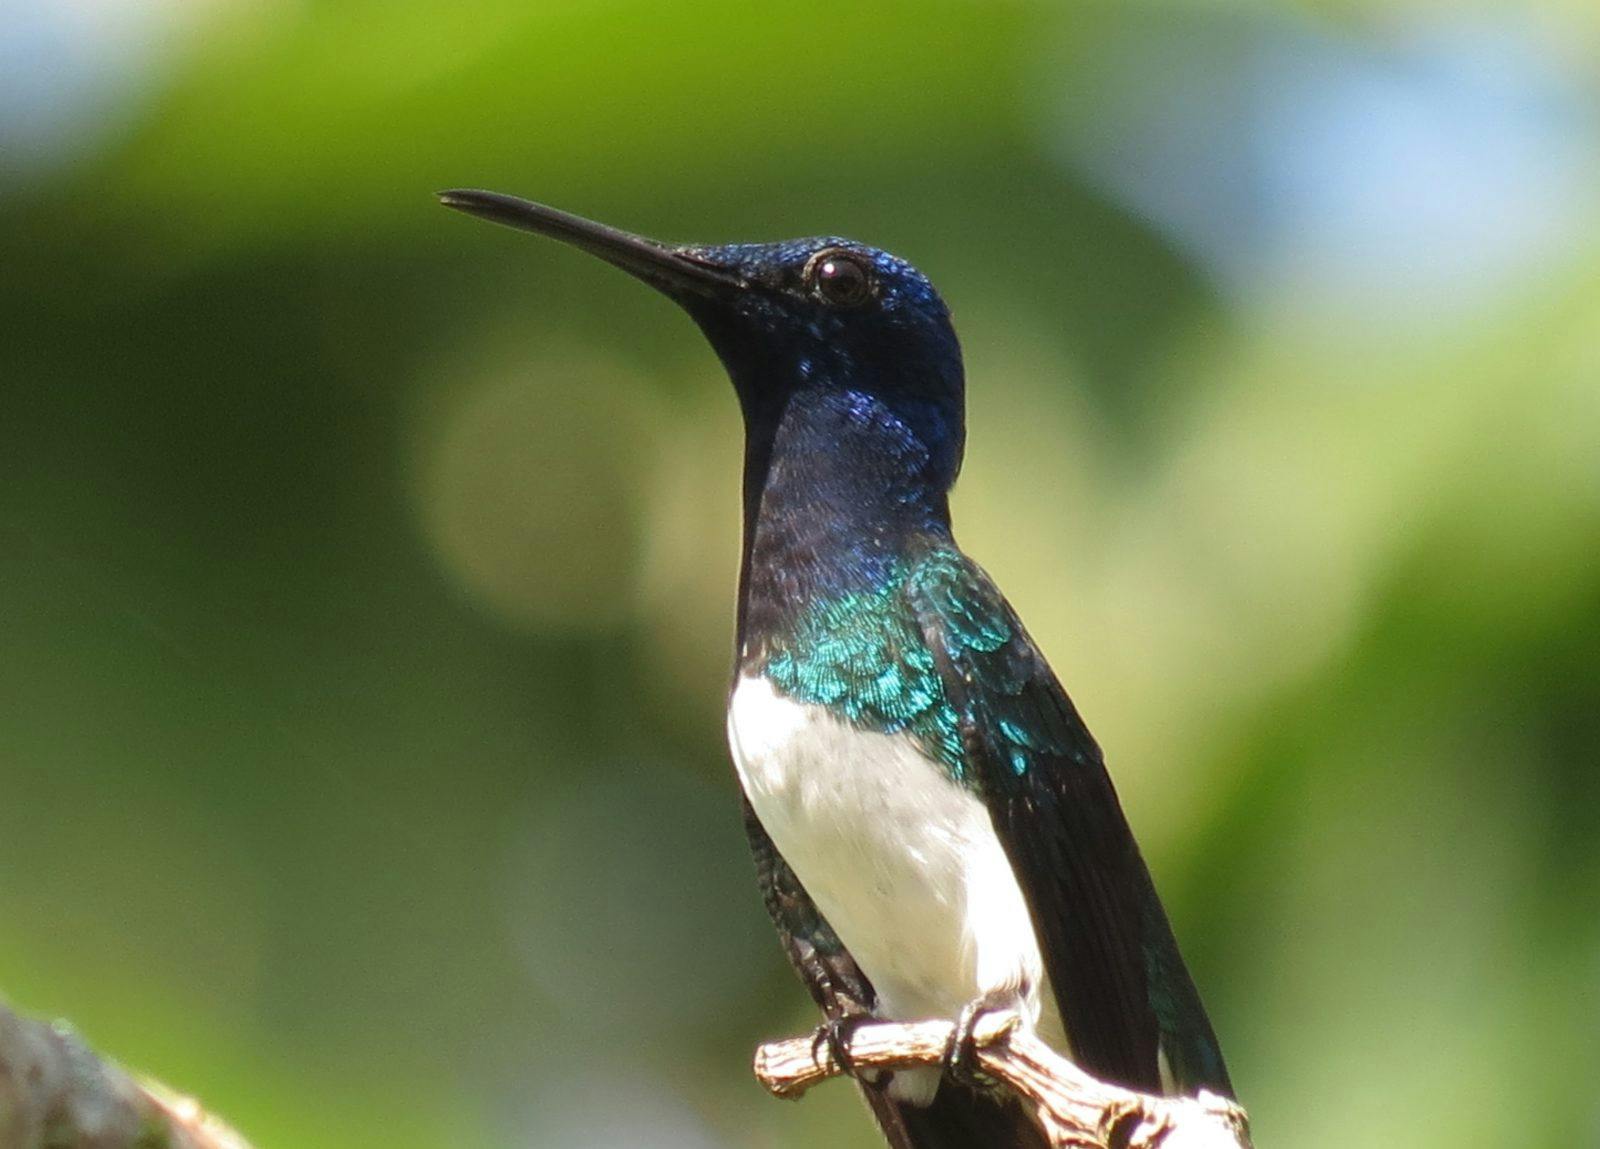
[905,545,1233,1098]
[750,542,1231,1098]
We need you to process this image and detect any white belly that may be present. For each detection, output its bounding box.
[728,675,1062,1100]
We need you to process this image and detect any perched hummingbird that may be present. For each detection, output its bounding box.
[440,190,1232,1149]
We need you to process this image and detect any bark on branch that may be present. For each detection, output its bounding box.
[753,1013,1252,1149]
[0,1001,252,1149]
[3,999,1252,1149]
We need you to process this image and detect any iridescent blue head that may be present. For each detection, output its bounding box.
[675,237,964,480]
[437,191,966,497]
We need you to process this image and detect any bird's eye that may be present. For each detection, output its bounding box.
[806,249,874,306]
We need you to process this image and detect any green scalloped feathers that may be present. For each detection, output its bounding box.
[759,546,1041,787]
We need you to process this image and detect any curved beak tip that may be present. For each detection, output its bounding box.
[436,188,504,219]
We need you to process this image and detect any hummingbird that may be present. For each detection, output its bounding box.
[439,190,1233,1149]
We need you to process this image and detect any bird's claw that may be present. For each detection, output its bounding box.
[811,1013,872,1078]
[941,994,1017,1091]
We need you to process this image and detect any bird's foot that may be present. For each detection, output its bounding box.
[810,1012,873,1079]
[941,991,1021,1092]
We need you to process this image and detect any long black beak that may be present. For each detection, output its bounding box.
[438,189,745,299]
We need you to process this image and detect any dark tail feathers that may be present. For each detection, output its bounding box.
[862,1079,1049,1149]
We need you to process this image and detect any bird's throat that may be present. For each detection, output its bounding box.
[736,388,951,650]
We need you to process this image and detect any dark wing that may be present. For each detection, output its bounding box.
[906,549,1232,1097]
[742,796,1049,1149]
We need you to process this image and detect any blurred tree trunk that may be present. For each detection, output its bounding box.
[0,1002,250,1149]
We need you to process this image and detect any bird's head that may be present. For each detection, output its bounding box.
[439,191,965,481]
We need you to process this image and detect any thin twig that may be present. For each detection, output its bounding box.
[753,1013,1251,1149]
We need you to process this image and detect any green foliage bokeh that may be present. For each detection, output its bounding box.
[2,3,1597,1147]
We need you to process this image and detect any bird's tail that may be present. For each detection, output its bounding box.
[862,1079,1049,1149]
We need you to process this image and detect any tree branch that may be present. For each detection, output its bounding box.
[2,999,1252,1149]
[753,1014,1252,1149]
[0,1001,252,1149]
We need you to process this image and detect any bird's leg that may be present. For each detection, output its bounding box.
[810,1011,875,1079]
[941,988,1022,1092]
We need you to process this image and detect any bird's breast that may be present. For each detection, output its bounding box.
[727,672,1058,1105]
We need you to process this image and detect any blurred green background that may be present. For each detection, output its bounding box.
[2,2,1598,1147]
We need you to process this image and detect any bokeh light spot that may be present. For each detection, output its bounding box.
[415,351,661,634]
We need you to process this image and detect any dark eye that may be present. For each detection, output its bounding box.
[807,249,874,306]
